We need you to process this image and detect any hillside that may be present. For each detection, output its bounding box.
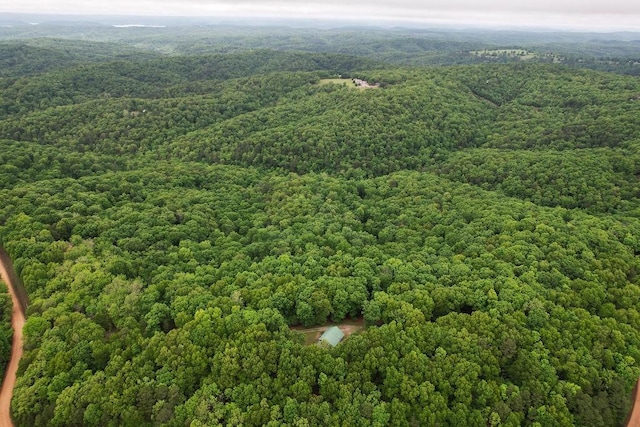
[0,43,639,426]
[2,22,640,74]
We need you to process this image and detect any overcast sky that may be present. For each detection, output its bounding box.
[3,0,640,31]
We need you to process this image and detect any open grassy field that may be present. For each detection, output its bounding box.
[318,78,359,88]
[291,317,365,346]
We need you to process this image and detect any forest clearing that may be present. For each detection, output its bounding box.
[291,317,365,345]
[318,78,379,89]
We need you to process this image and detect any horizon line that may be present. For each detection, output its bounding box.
[1,11,640,33]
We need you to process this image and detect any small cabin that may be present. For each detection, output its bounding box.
[318,326,345,347]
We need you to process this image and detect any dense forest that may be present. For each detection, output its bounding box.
[0,281,12,382]
[2,21,640,74]
[1,23,640,426]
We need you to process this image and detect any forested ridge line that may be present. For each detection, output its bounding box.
[0,39,161,78]
[3,26,639,75]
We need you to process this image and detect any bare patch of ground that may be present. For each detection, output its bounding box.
[318,78,358,89]
[291,317,365,346]
[318,79,379,90]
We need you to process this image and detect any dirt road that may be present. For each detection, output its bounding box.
[0,249,26,427]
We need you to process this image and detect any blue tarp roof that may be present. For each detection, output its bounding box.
[318,326,345,347]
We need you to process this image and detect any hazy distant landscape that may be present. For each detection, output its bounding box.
[0,11,640,426]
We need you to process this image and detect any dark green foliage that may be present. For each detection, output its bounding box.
[0,72,319,155]
[0,39,159,77]
[4,24,639,74]
[0,50,379,116]
[164,70,493,175]
[0,282,12,381]
[436,147,640,213]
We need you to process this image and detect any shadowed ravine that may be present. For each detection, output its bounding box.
[0,247,28,427]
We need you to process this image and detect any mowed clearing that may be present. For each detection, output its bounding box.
[291,317,365,345]
[318,79,379,90]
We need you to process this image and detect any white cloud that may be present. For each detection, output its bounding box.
[2,0,640,31]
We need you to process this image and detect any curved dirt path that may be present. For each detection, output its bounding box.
[0,249,26,427]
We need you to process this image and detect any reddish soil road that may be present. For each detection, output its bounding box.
[0,249,26,427]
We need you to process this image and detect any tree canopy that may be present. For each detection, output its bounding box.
[0,35,639,426]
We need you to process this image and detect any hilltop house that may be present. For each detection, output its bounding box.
[352,78,380,88]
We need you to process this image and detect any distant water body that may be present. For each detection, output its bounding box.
[112,24,166,28]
